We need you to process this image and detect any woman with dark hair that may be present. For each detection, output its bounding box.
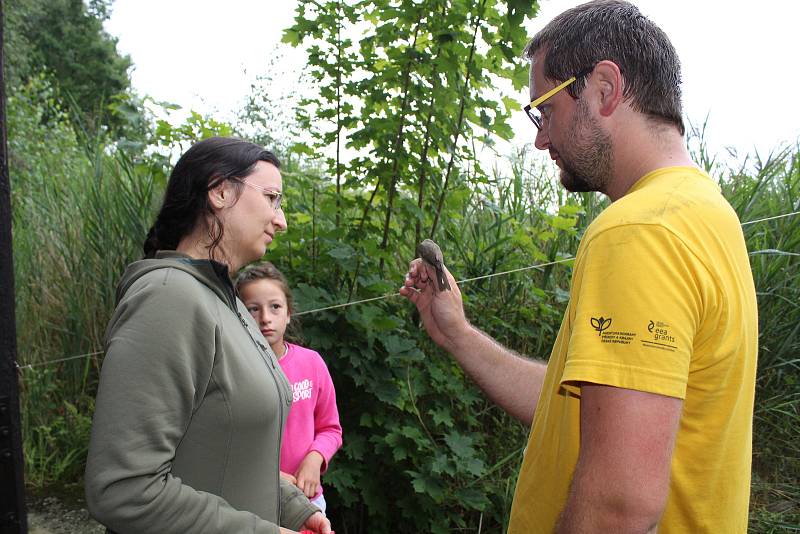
[85,137,332,534]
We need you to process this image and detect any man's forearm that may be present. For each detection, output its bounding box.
[556,385,679,534]
[448,325,547,426]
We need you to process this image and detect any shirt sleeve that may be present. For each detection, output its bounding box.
[279,478,321,529]
[85,271,282,534]
[308,354,343,472]
[561,224,710,399]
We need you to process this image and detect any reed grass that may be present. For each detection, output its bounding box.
[9,78,164,486]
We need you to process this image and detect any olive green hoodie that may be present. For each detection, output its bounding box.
[85,252,319,533]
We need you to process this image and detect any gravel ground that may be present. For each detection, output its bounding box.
[26,493,105,534]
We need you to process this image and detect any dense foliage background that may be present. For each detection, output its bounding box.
[6,0,798,532]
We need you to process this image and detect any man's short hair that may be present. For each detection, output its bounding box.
[524,0,685,135]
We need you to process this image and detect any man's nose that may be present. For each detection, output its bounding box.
[534,126,550,151]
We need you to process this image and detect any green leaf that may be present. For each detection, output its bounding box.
[327,244,356,259]
[408,471,446,502]
[290,212,312,224]
[511,63,530,91]
[444,431,476,458]
[559,203,585,217]
[463,456,486,477]
[502,95,520,114]
[549,215,578,230]
[400,425,424,441]
[381,334,417,355]
[459,487,490,510]
[429,407,454,428]
[282,28,301,46]
[371,378,400,404]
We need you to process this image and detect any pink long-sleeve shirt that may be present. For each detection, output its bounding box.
[278,343,343,498]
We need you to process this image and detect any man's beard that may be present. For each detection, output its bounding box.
[557,98,613,194]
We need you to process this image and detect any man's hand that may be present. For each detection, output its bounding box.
[399,258,470,352]
[400,257,546,424]
[295,451,324,498]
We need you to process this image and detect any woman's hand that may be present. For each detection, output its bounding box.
[295,451,324,498]
[280,470,297,485]
[301,511,332,533]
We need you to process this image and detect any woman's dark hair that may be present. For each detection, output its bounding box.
[143,137,281,259]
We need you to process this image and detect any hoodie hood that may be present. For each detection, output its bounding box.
[116,251,237,310]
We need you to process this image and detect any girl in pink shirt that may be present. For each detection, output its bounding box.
[237,262,343,513]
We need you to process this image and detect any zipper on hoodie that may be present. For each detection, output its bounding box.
[237,310,288,518]
[237,313,277,369]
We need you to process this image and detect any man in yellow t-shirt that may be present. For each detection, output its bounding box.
[400,1,757,532]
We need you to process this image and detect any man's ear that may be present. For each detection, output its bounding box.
[592,60,624,118]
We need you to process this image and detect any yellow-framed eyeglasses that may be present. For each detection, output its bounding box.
[524,67,594,130]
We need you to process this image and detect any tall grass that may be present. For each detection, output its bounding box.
[688,125,800,530]
[736,150,800,531]
[9,77,165,486]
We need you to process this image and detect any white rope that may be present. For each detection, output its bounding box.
[16,351,103,371]
[16,209,800,369]
[296,209,800,316]
[741,210,800,226]
[293,293,401,316]
[292,257,574,317]
[456,257,574,284]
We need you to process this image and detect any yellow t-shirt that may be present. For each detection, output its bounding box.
[507,167,757,533]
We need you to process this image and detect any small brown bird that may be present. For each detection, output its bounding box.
[416,239,451,291]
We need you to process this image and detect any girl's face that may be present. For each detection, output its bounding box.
[240,278,291,356]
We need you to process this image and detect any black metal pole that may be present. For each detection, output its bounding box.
[0,0,28,531]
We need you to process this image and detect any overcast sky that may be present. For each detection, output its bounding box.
[105,0,800,163]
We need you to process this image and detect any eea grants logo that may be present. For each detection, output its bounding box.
[590,316,612,336]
